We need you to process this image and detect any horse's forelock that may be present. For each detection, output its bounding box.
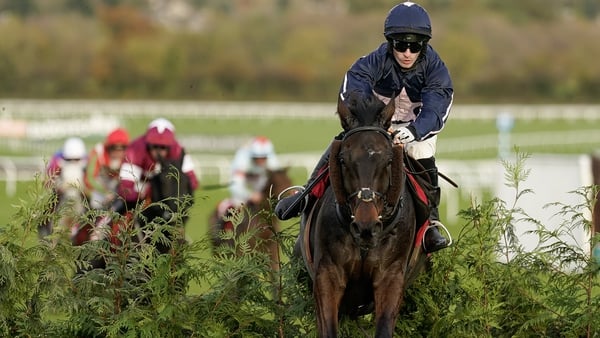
[344,92,387,128]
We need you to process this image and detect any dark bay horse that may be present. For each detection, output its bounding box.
[209,168,292,273]
[137,151,195,254]
[298,93,429,337]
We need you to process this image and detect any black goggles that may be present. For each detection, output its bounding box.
[391,40,424,53]
[107,145,127,151]
[148,144,169,151]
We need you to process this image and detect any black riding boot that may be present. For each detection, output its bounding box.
[418,157,449,253]
[275,143,332,220]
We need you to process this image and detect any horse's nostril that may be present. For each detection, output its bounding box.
[350,221,383,240]
[372,221,383,235]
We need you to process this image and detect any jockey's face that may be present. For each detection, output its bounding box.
[252,156,267,167]
[390,39,422,69]
[393,47,420,69]
[107,144,127,170]
[148,144,169,161]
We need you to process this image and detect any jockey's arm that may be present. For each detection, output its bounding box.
[44,155,62,189]
[248,191,263,204]
[84,149,107,195]
[118,162,147,203]
[229,170,252,205]
[181,153,199,191]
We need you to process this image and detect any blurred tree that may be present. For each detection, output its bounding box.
[96,4,155,44]
[64,0,95,16]
[0,0,36,17]
[581,0,599,19]
[0,0,598,102]
[489,0,561,23]
[345,0,387,13]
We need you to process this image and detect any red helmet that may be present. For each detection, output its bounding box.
[145,126,176,147]
[105,128,130,147]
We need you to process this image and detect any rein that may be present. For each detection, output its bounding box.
[340,125,392,142]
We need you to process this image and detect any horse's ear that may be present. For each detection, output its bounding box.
[329,140,346,204]
[379,94,396,129]
[337,95,352,131]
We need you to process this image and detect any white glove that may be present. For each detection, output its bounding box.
[392,127,416,145]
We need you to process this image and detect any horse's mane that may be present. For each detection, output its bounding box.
[339,91,387,127]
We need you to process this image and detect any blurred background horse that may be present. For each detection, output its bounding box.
[138,152,195,253]
[208,168,292,273]
[39,161,87,241]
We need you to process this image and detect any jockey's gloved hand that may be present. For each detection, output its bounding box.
[392,126,416,145]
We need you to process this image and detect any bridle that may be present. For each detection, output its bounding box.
[331,126,404,226]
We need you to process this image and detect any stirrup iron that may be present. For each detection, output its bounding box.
[277,185,305,201]
[422,220,453,250]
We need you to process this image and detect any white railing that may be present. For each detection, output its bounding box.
[1,99,600,120]
[0,156,45,196]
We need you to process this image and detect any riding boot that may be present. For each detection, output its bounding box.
[275,143,332,220]
[418,157,449,253]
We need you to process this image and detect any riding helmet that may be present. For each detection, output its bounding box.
[148,117,175,132]
[384,2,432,40]
[63,137,86,160]
[105,128,130,147]
[146,126,176,147]
[249,136,274,158]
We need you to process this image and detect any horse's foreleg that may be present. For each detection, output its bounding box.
[372,271,405,338]
[313,266,345,338]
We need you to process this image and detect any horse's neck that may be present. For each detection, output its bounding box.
[151,158,191,206]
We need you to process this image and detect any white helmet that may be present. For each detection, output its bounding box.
[249,136,274,158]
[147,118,175,133]
[63,137,86,160]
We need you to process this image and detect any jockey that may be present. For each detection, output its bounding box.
[230,136,280,206]
[275,2,453,253]
[41,136,88,237]
[46,136,88,194]
[216,136,280,219]
[84,127,130,209]
[113,118,199,214]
